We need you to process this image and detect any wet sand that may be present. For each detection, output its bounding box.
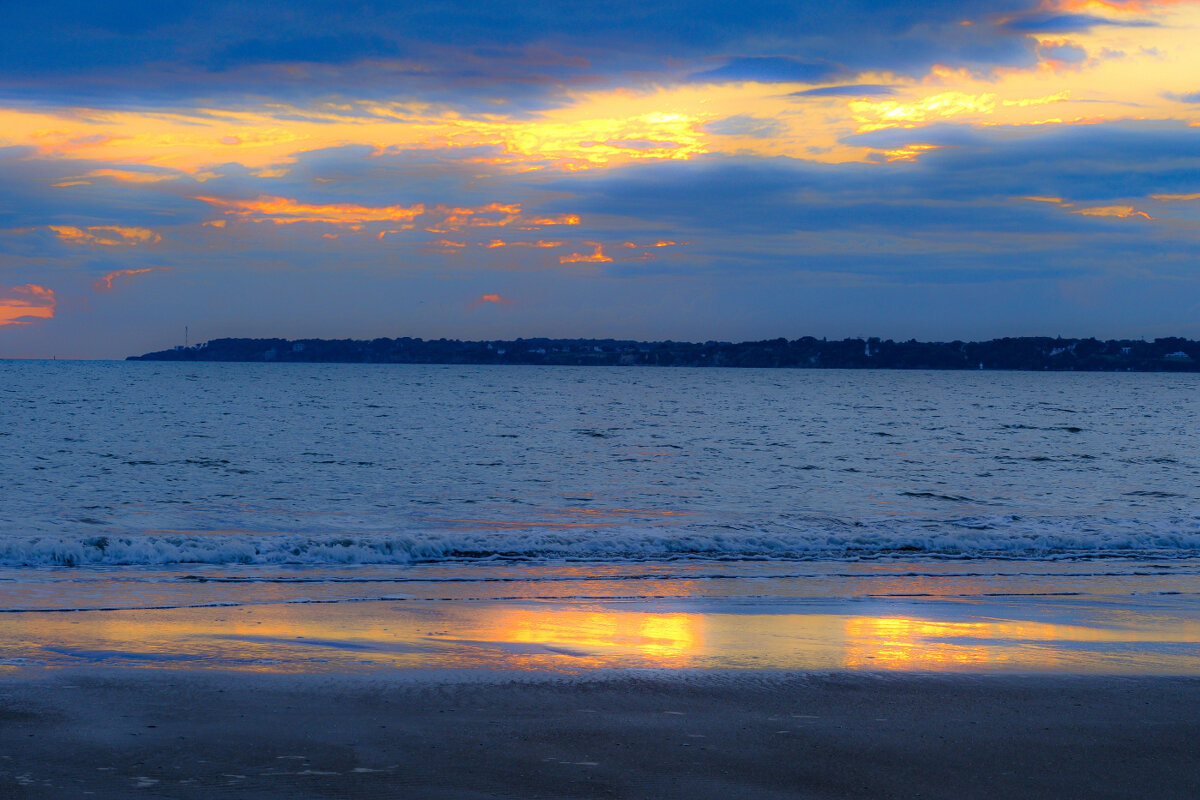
[3,670,1199,799]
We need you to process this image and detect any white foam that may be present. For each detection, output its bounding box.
[2,515,1200,567]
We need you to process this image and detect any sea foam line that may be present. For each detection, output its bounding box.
[3,521,1200,567]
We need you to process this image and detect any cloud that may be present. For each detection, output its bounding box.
[194,195,425,225]
[1165,90,1200,103]
[559,243,612,263]
[93,267,168,292]
[58,168,178,186]
[47,225,161,246]
[0,284,55,326]
[210,34,403,69]
[1019,194,1154,219]
[468,292,512,309]
[790,84,897,98]
[1073,204,1153,219]
[484,239,562,248]
[1001,13,1157,33]
[704,115,788,138]
[1037,42,1088,64]
[688,56,841,84]
[0,0,1052,113]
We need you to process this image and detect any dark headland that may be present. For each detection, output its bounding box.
[129,335,1200,371]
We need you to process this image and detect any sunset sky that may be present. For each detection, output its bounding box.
[2,0,1199,357]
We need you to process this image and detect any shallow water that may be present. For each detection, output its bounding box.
[2,361,1199,672]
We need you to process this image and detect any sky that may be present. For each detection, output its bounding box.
[1,0,1199,358]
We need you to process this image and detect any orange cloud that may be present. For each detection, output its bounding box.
[620,240,682,248]
[93,267,167,292]
[1018,195,1154,219]
[1074,204,1154,219]
[422,204,586,235]
[1151,192,1200,201]
[47,225,161,246]
[194,195,424,225]
[881,143,942,162]
[427,202,525,232]
[0,284,55,326]
[559,243,612,264]
[468,293,513,309]
[484,239,562,248]
[524,214,581,228]
[58,168,177,186]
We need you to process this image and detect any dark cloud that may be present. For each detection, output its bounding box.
[1002,13,1156,33]
[1038,42,1088,63]
[790,84,897,97]
[535,122,1200,285]
[688,57,841,84]
[0,0,1041,108]
[210,35,404,69]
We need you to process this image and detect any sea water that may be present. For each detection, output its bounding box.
[1,360,1198,671]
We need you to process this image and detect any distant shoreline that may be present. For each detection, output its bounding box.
[127,335,1200,371]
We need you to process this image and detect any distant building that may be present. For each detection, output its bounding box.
[1165,351,1191,360]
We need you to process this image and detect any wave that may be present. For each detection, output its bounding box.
[3,515,1200,567]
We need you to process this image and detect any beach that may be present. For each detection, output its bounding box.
[4,670,1199,799]
[3,582,1200,798]
[4,363,1200,797]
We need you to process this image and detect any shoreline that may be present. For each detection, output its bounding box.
[124,335,1200,372]
[4,669,1199,798]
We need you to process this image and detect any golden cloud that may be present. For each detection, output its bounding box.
[484,239,562,248]
[1073,204,1154,219]
[559,243,612,264]
[0,284,55,326]
[194,195,424,225]
[1018,195,1155,219]
[47,225,161,246]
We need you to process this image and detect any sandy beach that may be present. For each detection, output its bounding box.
[3,670,1199,799]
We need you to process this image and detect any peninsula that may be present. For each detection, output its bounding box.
[128,335,1200,371]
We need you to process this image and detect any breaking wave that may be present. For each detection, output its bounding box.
[4,515,1200,567]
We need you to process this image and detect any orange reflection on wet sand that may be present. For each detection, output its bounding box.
[0,602,708,673]
[842,614,1200,671]
[3,594,1200,675]
[450,607,702,667]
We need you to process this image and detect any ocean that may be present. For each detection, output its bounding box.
[2,360,1199,672]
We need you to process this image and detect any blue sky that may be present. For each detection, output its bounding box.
[1,0,1199,357]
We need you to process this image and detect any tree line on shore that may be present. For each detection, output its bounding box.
[128,335,1200,371]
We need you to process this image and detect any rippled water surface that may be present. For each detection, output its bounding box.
[3,360,1200,566]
